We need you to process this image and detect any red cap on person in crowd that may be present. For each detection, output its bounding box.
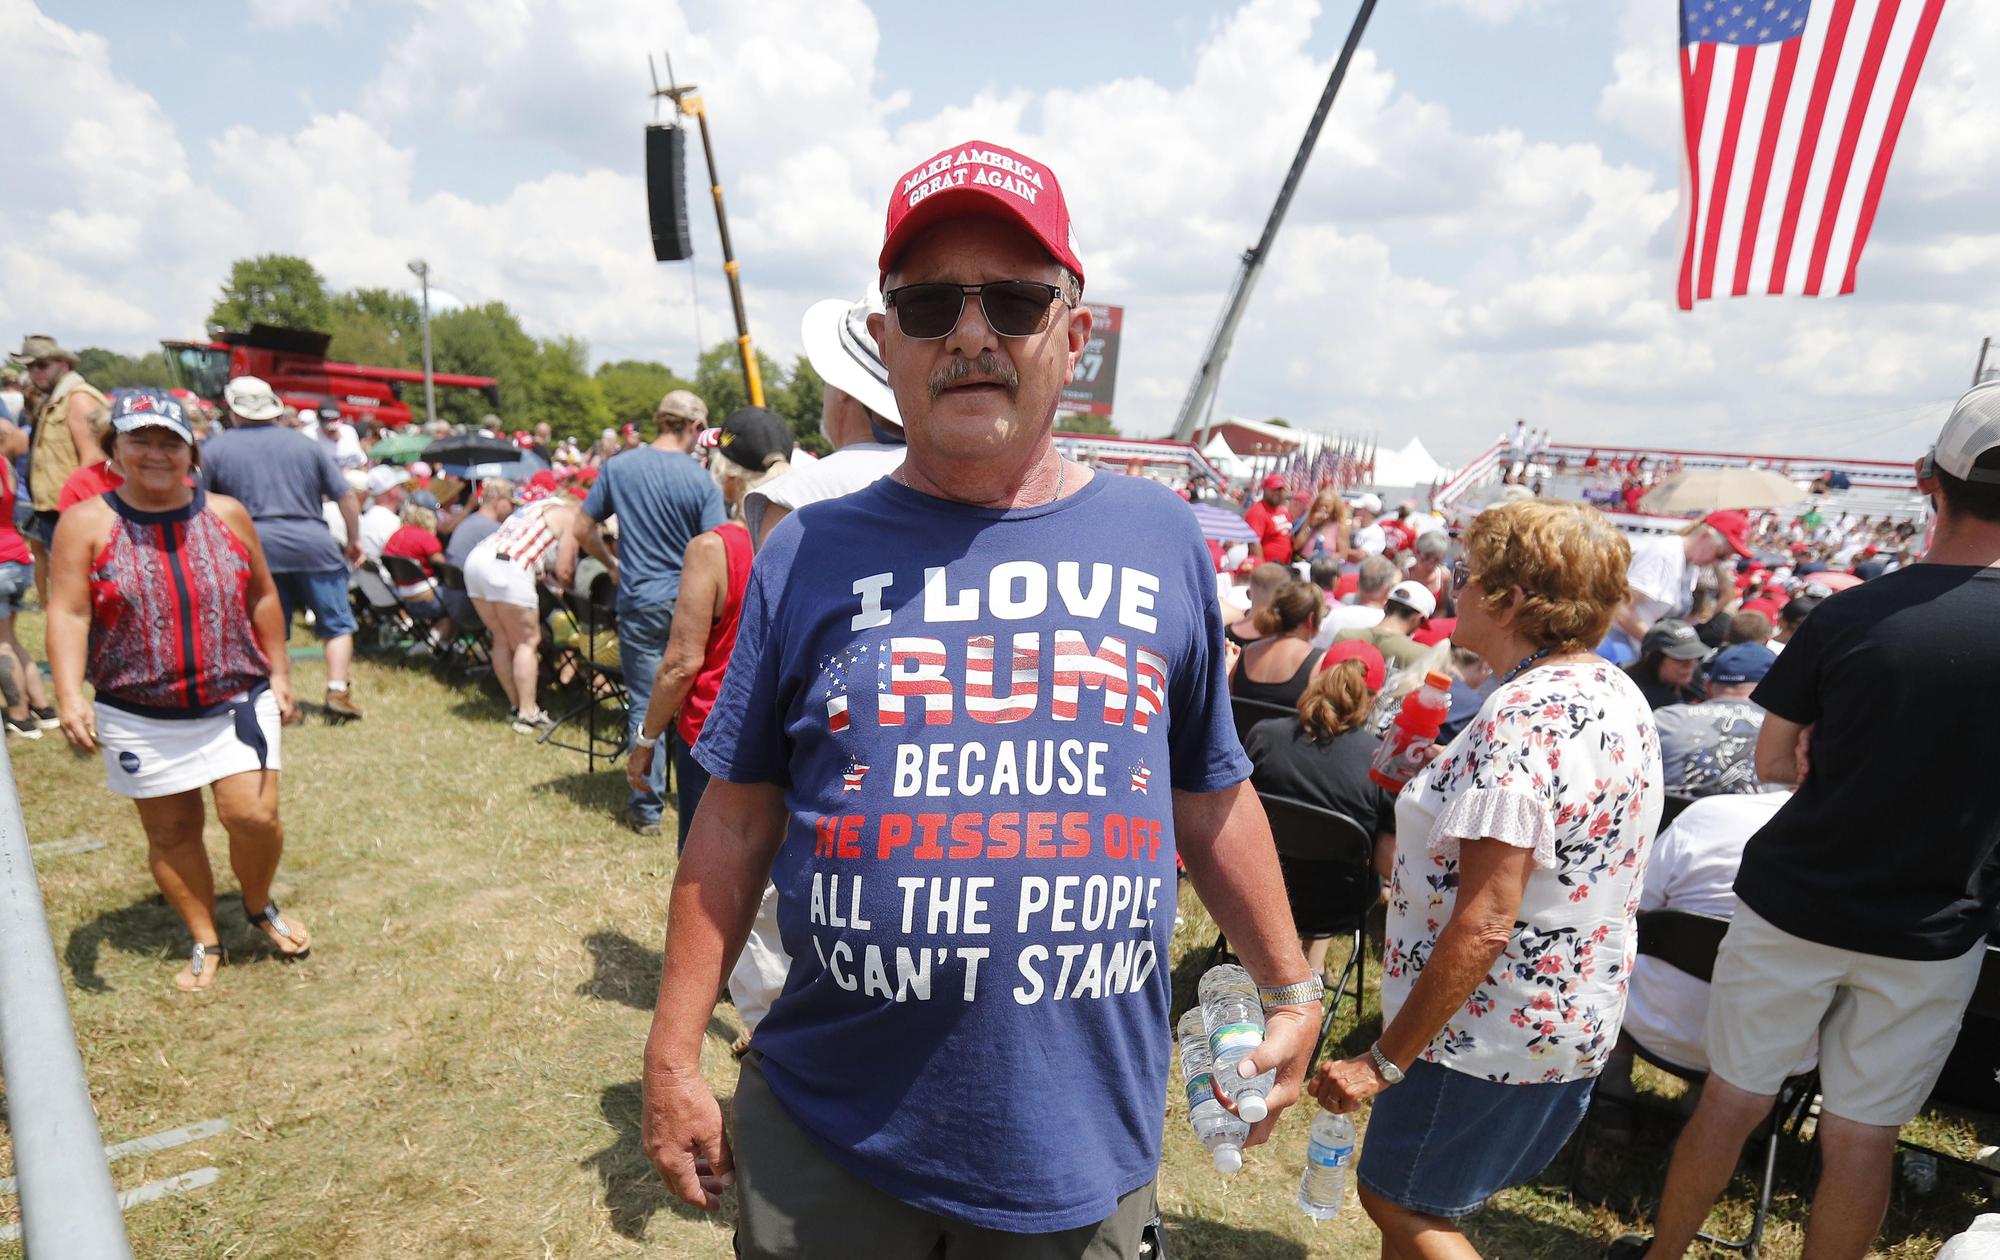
[621,423,638,436]
[1702,510,1753,557]
[1260,473,1286,490]
[879,140,1085,286]
[1742,598,1784,622]
[1412,615,1456,647]
[529,469,559,493]
[1317,639,1387,692]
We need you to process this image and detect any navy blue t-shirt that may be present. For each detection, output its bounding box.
[580,447,725,615]
[200,423,348,574]
[695,472,1251,1231]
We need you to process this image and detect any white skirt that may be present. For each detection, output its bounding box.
[96,691,283,799]
[463,547,539,608]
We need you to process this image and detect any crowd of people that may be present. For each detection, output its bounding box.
[9,133,1998,1260]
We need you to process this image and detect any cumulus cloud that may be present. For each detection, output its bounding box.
[8,0,1999,463]
[246,0,349,31]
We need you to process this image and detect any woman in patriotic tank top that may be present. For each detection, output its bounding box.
[45,393,310,991]
[463,481,580,733]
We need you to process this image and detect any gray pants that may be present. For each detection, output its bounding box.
[733,1054,1156,1260]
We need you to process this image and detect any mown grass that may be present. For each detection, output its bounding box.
[1,613,1993,1257]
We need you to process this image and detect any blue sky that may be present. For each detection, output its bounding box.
[8,0,1997,462]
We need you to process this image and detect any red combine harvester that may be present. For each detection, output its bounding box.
[161,323,500,429]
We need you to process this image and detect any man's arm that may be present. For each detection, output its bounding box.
[1754,712,1809,785]
[337,491,362,566]
[1613,589,1650,640]
[625,536,722,791]
[566,508,616,587]
[66,395,104,465]
[641,777,787,1210]
[1175,780,1318,1145]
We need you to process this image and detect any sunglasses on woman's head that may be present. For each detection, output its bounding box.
[882,280,1072,340]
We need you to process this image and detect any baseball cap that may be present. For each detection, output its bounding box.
[1930,380,2000,482]
[1709,643,1776,685]
[109,391,192,443]
[1641,618,1709,661]
[1701,510,1753,557]
[223,375,284,422]
[802,290,901,426]
[365,465,409,497]
[1354,493,1382,513]
[1317,639,1387,691]
[1386,579,1438,619]
[1260,473,1286,491]
[655,389,708,427]
[1216,575,1251,619]
[715,406,793,473]
[879,140,1084,286]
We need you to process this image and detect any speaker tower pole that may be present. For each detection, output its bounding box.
[653,60,764,408]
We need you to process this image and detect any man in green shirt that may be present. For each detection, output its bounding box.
[1336,579,1435,669]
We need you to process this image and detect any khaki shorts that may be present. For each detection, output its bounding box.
[1705,904,1986,1127]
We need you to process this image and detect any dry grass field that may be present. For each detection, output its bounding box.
[1,617,1992,1257]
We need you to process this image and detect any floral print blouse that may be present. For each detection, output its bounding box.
[1383,662,1663,1084]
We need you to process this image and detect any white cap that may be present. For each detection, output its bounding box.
[1236,1094,1269,1124]
[1212,1146,1244,1175]
[1931,381,2000,483]
[365,465,409,497]
[1387,579,1438,618]
[801,289,901,427]
[1353,492,1382,513]
[1216,575,1251,618]
[223,375,284,421]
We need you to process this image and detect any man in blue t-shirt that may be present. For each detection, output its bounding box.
[640,140,1321,1258]
[563,389,725,834]
[202,376,365,719]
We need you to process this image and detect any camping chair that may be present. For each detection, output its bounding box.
[1895,943,2000,1193]
[539,588,630,772]
[378,555,454,660]
[1568,909,1817,1258]
[351,559,416,649]
[1230,696,1295,748]
[1207,791,1375,1071]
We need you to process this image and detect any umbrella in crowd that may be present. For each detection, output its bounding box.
[1640,467,1805,514]
[369,430,432,464]
[1187,501,1258,544]
[441,450,550,482]
[422,434,521,467]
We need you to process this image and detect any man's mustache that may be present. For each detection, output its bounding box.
[929,354,1020,402]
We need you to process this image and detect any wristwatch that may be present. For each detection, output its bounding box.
[633,731,660,750]
[1257,978,1326,1011]
[1368,1040,1405,1086]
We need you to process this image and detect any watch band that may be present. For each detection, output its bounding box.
[1257,978,1326,1010]
[1368,1040,1405,1085]
[633,732,660,750]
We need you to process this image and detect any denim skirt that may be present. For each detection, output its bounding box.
[1355,1057,1595,1218]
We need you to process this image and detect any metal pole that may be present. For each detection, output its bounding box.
[654,73,764,408]
[1975,336,1991,387]
[408,259,437,425]
[0,750,133,1258]
[1170,0,1378,441]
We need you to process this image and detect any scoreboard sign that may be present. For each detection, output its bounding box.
[1061,303,1123,416]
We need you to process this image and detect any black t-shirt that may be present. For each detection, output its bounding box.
[1242,718,1397,838]
[1734,564,2000,960]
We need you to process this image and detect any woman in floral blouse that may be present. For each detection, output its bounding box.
[1310,498,1663,1255]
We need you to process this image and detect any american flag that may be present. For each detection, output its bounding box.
[1129,760,1151,794]
[841,759,869,792]
[1677,0,1948,308]
[819,645,871,732]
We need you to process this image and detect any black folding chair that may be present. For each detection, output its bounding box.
[378,555,454,658]
[539,589,630,772]
[434,561,491,672]
[1569,909,1816,1258]
[1207,790,1376,1071]
[1896,943,2000,1191]
[350,559,416,648]
[1230,696,1294,748]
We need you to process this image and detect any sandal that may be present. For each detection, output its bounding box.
[174,941,224,992]
[246,900,312,959]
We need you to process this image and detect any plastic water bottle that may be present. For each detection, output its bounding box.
[1198,964,1276,1123]
[1298,1109,1356,1220]
[1176,1008,1250,1174]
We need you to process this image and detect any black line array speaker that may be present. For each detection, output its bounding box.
[646,124,693,262]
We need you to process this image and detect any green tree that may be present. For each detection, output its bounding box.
[209,254,333,332]
[1056,411,1121,436]
[693,340,789,431]
[75,348,174,391]
[769,354,829,455]
[530,336,612,440]
[429,302,539,427]
[594,359,696,430]
[326,288,423,369]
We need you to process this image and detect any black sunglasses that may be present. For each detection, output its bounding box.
[1451,560,1472,593]
[882,280,1072,340]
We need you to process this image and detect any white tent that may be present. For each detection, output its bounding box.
[1200,433,1253,482]
[1369,436,1450,489]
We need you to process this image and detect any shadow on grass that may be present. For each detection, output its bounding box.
[1162,1211,1309,1259]
[572,930,739,1045]
[1460,1204,1604,1259]
[64,891,281,993]
[534,769,630,817]
[581,1080,737,1239]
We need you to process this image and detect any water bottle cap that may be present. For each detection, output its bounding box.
[1212,1146,1243,1175]
[1237,1095,1268,1123]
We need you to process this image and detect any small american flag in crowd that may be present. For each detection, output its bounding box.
[1677,0,1948,308]
[1129,760,1151,794]
[841,759,870,792]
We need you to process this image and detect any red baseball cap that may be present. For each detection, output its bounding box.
[1260,473,1286,490]
[1701,510,1753,557]
[1317,639,1387,692]
[879,140,1085,286]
